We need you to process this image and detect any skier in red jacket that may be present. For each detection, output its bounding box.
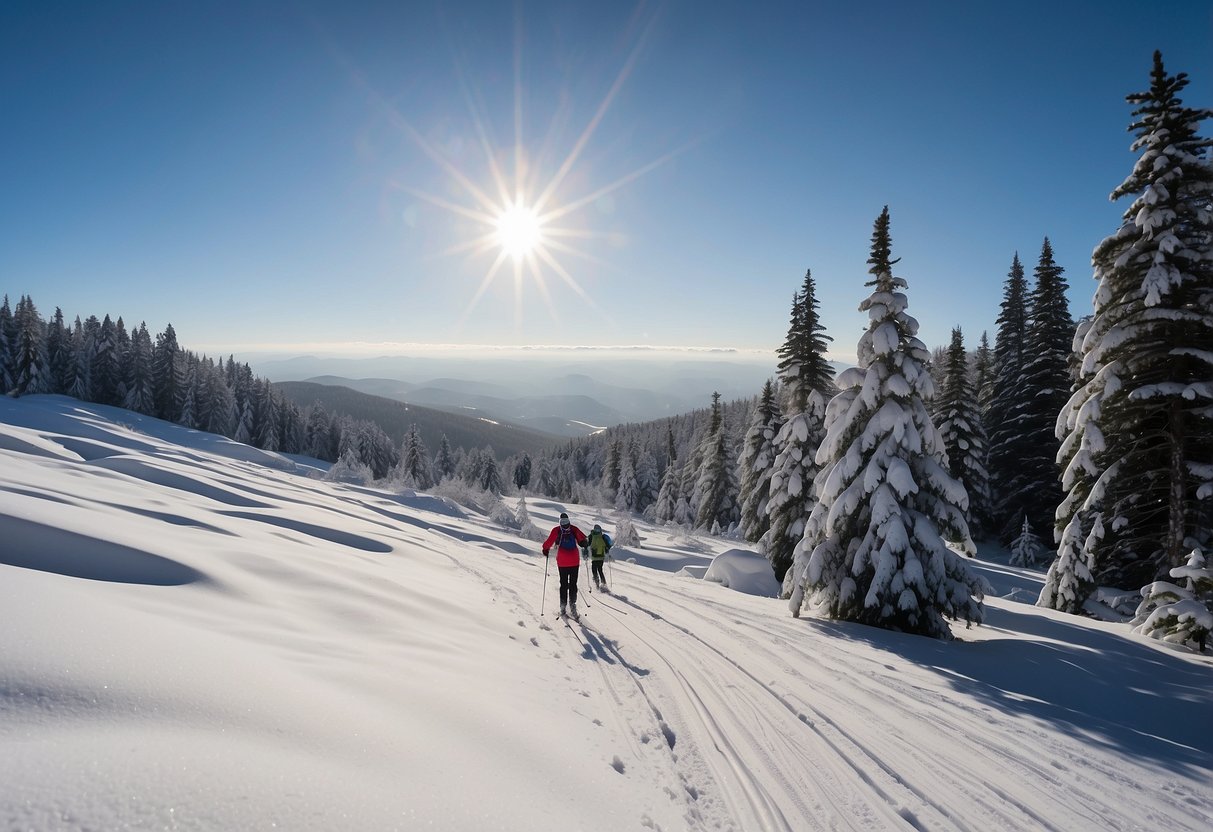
[542,512,588,620]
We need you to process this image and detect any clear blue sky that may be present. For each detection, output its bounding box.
[2,0,1210,362]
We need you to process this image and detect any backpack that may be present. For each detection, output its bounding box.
[557,526,578,550]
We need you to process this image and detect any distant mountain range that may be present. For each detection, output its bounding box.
[256,353,783,437]
[273,381,562,459]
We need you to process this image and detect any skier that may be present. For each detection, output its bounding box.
[582,523,612,591]
[542,512,588,620]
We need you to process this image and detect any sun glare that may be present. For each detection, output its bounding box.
[495,203,542,260]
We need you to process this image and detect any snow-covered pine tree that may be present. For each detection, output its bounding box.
[617,442,641,511]
[614,513,641,547]
[434,434,457,481]
[694,392,740,532]
[1039,512,1099,614]
[973,330,993,413]
[634,447,660,511]
[764,268,834,583]
[1009,514,1047,567]
[654,459,680,523]
[934,327,991,542]
[12,296,49,396]
[46,308,73,395]
[401,423,434,489]
[480,447,503,494]
[514,494,544,540]
[787,207,984,638]
[1131,548,1213,652]
[984,254,1030,538]
[512,453,532,490]
[738,379,784,543]
[122,323,155,414]
[1073,51,1213,588]
[0,296,14,394]
[601,439,622,502]
[153,323,184,423]
[89,315,121,406]
[997,239,1073,543]
[66,317,91,401]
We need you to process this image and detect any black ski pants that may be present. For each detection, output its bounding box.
[590,559,605,585]
[558,565,579,607]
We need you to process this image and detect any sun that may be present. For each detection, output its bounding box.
[495,202,543,260]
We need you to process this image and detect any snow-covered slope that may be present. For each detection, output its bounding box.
[1,395,1210,831]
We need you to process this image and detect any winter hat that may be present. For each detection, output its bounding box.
[559,512,569,526]
[593,524,602,533]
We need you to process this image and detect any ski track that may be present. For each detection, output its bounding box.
[432,534,1209,832]
[617,576,1211,832]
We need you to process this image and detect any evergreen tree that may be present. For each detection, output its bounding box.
[89,315,120,405]
[0,296,14,394]
[1062,51,1213,588]
[434,434,457,481]
[401,423,433,488]
[654,459,681,523]
[12,296,49,396]
[985,254,1030,535]
[973,330,993,414]
[1008,515,1048,567]
[616,443,641,511]
[738,380,784,543]
[1039,513,1099,614]
[46,308,73,394]
[480,447,503,493]
[66,316,91,401]
[1131,548,1213,652]
[122,323,155,414]
[153,323,184,423]
[634,448,660,511]
[601,439,622,500]
[513,453,532,490]
[694,392,740,532]
[997,239,1073,543]
[787,207,984,638]
[934,327,990,540]
[763,269,834,582]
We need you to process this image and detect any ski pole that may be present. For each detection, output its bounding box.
[540,551,550,617]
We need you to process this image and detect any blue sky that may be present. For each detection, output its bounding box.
[2,0,1210,362]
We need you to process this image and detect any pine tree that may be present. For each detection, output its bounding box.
[435,434,457,481]
[694,392,740,532]
[46,308,73,395]
[401,424,433,488]
[66,316,91,401]
[0,296,14,394]
[12,296,49,396]
[934,327,990,541]
[654,459,681,523]
[738,380,784,543]
[1039,513,1099,614]
[512,453,532,490]
[122,323,155,414]
[616,441,641,511]
[153,324,184,423]
[1064,51,1213,588]
[997,239,1073,543]
[480,447,503,494]
[787,207,984,638]
[764,269,834,582]
[985,254,1030,536]
[1008,515,1047,567]
[1131,548,1213,652]
[90,315,120,405]
[601,439,622,501]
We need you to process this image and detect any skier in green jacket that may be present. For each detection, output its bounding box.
[582,524,613,591]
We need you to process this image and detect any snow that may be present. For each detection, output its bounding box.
[702,549,782,597]
[2,395,1212,831]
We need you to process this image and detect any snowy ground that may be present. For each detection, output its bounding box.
[1,395,1210,831]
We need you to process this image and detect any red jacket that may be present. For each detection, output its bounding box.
[543,524,587,568]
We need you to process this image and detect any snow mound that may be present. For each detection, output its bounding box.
[703,548,781,597]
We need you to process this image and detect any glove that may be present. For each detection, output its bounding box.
[542,548,549,558]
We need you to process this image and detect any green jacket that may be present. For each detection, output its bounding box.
[583,529,612,560]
